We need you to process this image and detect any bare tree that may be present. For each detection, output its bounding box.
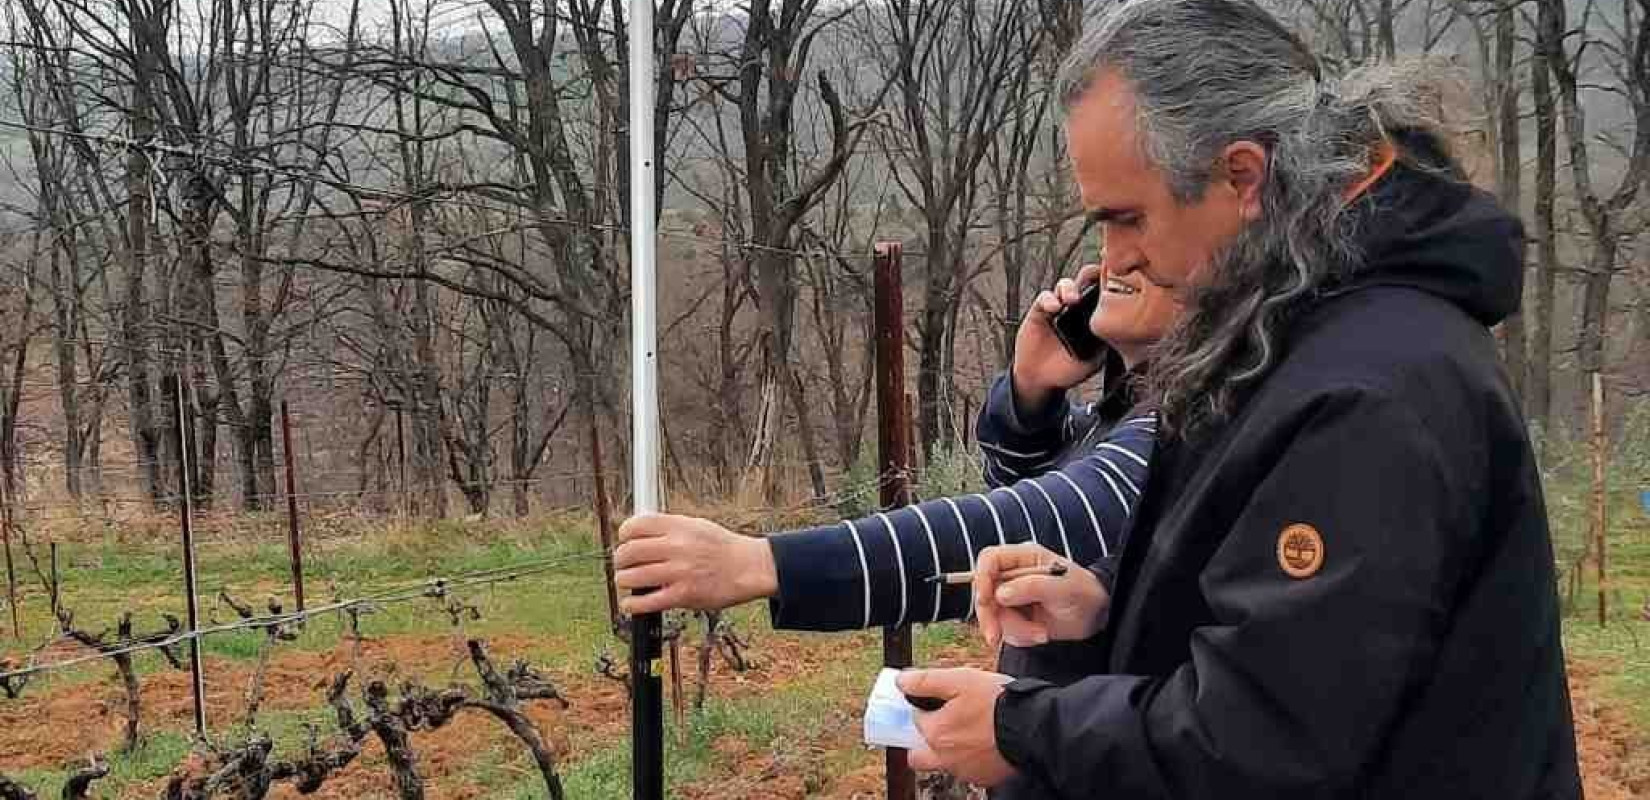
[867,0,1048,455]
[1527,31,1561,429]
[1536,0,1649,389]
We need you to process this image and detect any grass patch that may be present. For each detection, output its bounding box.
[11,731,193,798]
[1545,424,1650,751]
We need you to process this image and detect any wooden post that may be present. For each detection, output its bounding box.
[905,393,920,500]
[280,401,306,613]
[171,374,207,737]
[668,632,685,740]
[590,423,621,634]
[1591,371,1608,627]
[395,406,408,519]
[874,242,916,800]
[48,541,59,628]
[1,476,18,640]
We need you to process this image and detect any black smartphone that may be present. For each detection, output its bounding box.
[1052,283,1106,362]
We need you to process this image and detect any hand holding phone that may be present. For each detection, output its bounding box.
[1012,266,1109,410]
[1051,283,1106,362]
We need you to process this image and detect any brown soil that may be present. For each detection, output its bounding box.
[3,634,1645,798]
[1571,660,1650,800]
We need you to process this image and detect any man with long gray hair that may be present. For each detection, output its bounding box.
[893,0,1580,796]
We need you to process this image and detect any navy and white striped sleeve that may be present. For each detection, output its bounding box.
[766,412,1157,632]
[976,372,1095,487]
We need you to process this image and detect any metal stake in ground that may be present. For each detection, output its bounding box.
[628,0,665,792]
[874,241,917,800]
[172,374,208,738]
[280,401,306,613]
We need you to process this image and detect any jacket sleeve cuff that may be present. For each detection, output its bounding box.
[1087,558,1120,630]
[764,527,866,631]
[999,371,1071,435]
[994,674,1171,797]
[996,678,1058,773]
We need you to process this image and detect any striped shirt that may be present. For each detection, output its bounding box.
[766,373,1157,631]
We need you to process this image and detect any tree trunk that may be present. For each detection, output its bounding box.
[785,368,828,501]
[123,71,164,505]
[1494,0,1525,399]
[1528,48,1558,431]
[1576,238,1615,378]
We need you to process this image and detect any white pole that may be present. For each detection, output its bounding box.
[628,2,665,798]
[630,1,659,514]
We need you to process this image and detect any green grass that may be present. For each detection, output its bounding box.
[1,509,977,797]
[10,732,192,798]
[1545,426,1650,754]
[6,458,1647,797]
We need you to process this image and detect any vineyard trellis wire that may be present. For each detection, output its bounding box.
[0,461,923,686]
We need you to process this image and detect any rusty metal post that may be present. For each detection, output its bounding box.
[280,401,306,613]
[171,374,207,738]
[874,242,916,800]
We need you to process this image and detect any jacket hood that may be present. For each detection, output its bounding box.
[1341,130,1525,326]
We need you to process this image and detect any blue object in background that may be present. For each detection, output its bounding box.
[1641,490,1650,517]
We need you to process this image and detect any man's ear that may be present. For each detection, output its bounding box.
[1220,141,1268,221]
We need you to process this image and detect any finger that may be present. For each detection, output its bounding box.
[973,545,1042,645]
[1032,290,1062,316]
[611,537,673,570]
[1074,263,1103,289]
[995,574,1068,609]
[907,746,943,772]
[972,561,1003,647]
[613,563,676,592]
[974,588,1001,648]
[974,544,1054,602]
[616,513,671,544]
[619,584,685,616]
[1054,277,1080,305]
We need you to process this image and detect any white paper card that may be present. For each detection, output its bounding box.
[863,667,930,750]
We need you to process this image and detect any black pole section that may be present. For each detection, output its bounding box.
[280,401,305,613]
[171,374,207,738]
[630,604,663,798]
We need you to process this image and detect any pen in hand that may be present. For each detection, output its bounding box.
[924,560,1069,586]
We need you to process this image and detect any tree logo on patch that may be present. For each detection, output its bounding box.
[1277,523,1324,579]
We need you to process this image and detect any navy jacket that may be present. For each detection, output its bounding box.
[992,152,1579,798]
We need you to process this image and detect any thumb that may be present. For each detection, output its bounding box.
[896,668,968,701]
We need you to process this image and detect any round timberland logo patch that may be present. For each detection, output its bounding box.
[1277,523,1324,578]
